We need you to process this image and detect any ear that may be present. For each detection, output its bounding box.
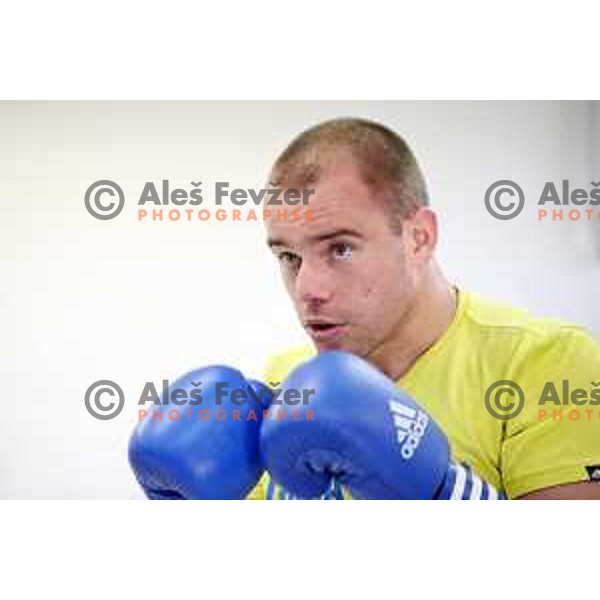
[407,207,438,260]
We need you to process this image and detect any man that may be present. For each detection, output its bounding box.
[247,117,600,499]
[129,117,600,500]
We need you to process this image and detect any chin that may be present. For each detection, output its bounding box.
[315,340,354,353]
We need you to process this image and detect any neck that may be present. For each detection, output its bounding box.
[368,265,457,381]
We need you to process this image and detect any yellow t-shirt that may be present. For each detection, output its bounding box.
[248,289,600,499]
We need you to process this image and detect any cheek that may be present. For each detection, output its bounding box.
[342,263,386,304]
[360,276,407,315]
[284,276,297,299]
[352,279,383,311]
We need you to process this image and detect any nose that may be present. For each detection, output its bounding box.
[294,258,334,306]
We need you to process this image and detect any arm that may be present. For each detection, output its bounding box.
[261,351,504,500]
[518,481,600,500]
[502,327,600,499]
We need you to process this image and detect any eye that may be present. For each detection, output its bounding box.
[277,251,301,270]
[331,241,353,261]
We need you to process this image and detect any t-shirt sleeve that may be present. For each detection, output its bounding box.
[501,326,600,498]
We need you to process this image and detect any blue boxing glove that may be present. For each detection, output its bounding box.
[129,365,272,499]
[260,351,503,500]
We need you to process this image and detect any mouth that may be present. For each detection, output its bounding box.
[304,321,347,344]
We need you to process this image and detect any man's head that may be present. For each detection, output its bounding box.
[266,118,441,365]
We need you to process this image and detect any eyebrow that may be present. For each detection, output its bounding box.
[267,228,363,249]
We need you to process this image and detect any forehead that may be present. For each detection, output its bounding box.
[266,160,389,246]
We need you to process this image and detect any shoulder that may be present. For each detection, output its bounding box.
[462,290,562,333]
[460,289,596,351]
[445,290,600,383]
[457,290,600,385]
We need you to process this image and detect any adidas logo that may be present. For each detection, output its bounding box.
[388,399,429,460]
[586,466,600,481]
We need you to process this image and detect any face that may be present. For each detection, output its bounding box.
[266,159,434,364]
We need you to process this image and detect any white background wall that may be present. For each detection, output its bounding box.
[1,101,599,498]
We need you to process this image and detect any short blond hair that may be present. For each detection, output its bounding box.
[270,117,429,231]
